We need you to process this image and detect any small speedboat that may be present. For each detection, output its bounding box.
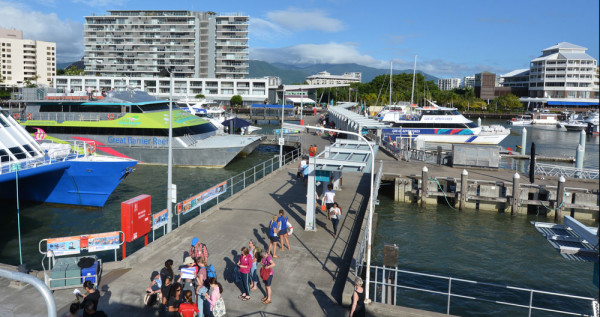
[508,115,533,126]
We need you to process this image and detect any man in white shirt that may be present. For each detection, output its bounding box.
[322,184,336,219]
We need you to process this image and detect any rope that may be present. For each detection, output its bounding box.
[429,177,457,211]
[539,189,567,211]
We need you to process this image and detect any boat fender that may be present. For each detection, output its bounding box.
[406,115,412,120]
[13,113,20,120]
[26,113,33,120]
[287,222,293,236]
[88,144,96,155]
[107,113,115,120]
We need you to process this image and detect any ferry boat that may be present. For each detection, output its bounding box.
[380,100,510,145]
[17,90,262,167]
[374,102,410,122]
[0,109,137,207]
[508,114,533,126]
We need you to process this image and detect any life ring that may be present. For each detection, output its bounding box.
[88,144,96,155]
[13,113,20,120]
[287,221,293,236]
[406,115,411,120]
[26,113,33,120]
[107,113,115,120]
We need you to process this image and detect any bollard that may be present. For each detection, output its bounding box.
[575,144,584,178]
[421,166,428,207]
[579,129,586,152]
[477,117,482,127]
[555,176,566,220]
[520,128,527,155]
[437,146,442,165]
[459,169,468,210]
[511,172,520,215]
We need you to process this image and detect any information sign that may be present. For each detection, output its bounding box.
[47,236,81,256]
[152,209,168,230]
[178,181,227,215]
[87,231,120,252]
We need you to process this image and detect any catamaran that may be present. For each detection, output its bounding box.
[380,100,510,145]
[17,90,262,167]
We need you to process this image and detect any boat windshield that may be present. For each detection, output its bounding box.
[421,109,461,115]
[131,102,171,113]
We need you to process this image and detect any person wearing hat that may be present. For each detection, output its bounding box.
[190,237,208,263]
[178,257,198,295]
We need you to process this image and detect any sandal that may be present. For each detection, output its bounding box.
[262,299,271,304]
[238,294,246,299]
[273,255,279,258]
[242,296,250,301]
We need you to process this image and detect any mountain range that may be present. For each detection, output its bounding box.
[58,59,439,84]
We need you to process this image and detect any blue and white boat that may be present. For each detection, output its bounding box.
[380,100,510,145]
[0,109,137,207]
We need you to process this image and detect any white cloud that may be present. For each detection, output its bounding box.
[250,18,291,42]
[251,42,507,77]
[251,42,380,66]
[70,0,129,7]
[265,8,345,32]
[0,1,83,62]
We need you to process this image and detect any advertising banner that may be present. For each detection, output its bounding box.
[152,209,168,230]
[47,236,81,256]
[178,181,227,215]
[87,232,121,252]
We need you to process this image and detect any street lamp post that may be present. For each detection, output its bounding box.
[167,70,174,233]
[284,122,375,301]
[279,87,285,168]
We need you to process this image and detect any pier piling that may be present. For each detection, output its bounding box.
[555,176,566,220]
[511,172,520,215]
[421,166,428,207]
[459,169,468,210]
[575,144,584,178]
[477,117,482,127]
[579,130,586,152]
[520,128,527,155]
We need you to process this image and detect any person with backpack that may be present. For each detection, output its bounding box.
[329,202,342,238]
[205,278,225,317]
[267,215,280,258]
[195,258,208,317]
[190,238,209,263]
[277,210,291,252]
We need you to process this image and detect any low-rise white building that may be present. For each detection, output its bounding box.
[305,71,361,85]
[0,28,56,88]
[437,78,461,91]
[54,75,273,106]
[462,76,475,88]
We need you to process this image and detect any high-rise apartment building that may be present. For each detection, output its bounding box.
[462,76,475,88]
[305,71,362,85]
[0,28,56,88]
[437,78,461,91]
[84,10,248,79]
[528,42,598,99]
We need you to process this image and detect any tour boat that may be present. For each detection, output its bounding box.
[508,115,533,126]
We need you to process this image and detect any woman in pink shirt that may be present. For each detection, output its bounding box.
[237,247,253,301]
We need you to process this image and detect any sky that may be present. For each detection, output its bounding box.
[1,0,598,78]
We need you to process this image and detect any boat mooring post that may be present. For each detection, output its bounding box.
[575,144,584,178]
[421,166,428,207]
[520,128,527,155]
[555,176,566,220]
[459,169,468,210]
[511,172,520,215]
[477,117,482,127]
[579,129,586,152]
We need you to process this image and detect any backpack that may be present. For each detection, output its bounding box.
[144,292,157,306]
[206,264,217,280]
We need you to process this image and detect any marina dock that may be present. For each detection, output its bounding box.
[0,114,598,316]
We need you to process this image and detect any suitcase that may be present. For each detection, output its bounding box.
[81,260,99,283]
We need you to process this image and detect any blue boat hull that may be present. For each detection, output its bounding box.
[0,159,137,207]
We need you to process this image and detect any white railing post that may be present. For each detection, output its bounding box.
[528,290,534,317]
[447,278,452,315]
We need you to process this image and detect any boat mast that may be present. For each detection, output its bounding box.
[389,61,392,105]
[410,55,417,106]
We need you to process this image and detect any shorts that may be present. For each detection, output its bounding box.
[151,284,160,292]
[263,274,273,286]
[326,203,334,211]
[278,228,287,236]
[269,235,280,243]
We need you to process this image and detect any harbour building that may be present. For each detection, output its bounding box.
[0,28,56,88]
[528,42,598,100]
[437,78,461,91]
[305,71,361,85]
[84,10,248,79]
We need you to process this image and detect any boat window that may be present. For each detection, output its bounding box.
[0,149,8,162]
[24,122,218,138]
[0,116,9,127]
[9,146,27,160]
[466,122,479,128]
[137,102,170,112]
[22,144,36,156]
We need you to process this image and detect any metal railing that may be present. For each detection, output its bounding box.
[150,147,301,241]
[535,163,599,180]
[0,268,56,317]
[0,140,92,175]
[364,264,598,317]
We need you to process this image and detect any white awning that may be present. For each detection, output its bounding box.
[286,97,315,104]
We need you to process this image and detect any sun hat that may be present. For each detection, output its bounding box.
[191,237,199,246]
[184,256,194,265]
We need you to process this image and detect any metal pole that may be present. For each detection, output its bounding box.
[300,89,304,125]
[167,70,174,233]
[0,268,56,317]
[15,169,23,265]
[410,55,417,105]
[279,88,285,168]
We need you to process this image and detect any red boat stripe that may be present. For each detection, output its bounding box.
[71,136,136,160]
